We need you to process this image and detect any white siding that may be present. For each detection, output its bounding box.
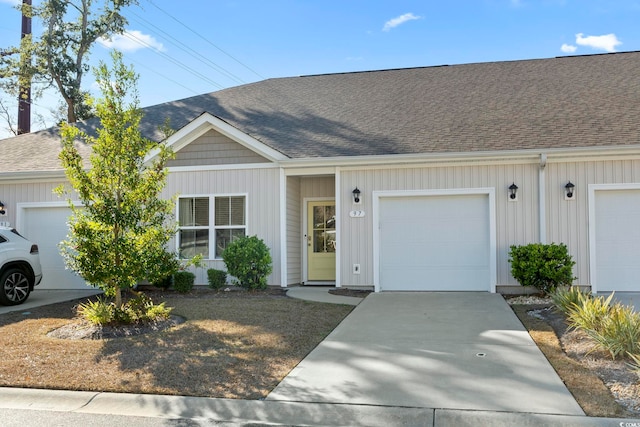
[165,167,282,286]
[546,158,640,286]
[339,163,539,288]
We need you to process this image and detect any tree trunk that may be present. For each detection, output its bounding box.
[67,98,76,123]
[115,286,122,308]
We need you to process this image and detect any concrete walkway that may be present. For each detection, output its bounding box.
[0,286,638,426]
[286,285,363,306]
[269,291,584,414]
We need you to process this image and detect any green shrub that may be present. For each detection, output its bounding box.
[222,235,273,290]
[152,275,173,289]
[207,268,227,290]
[124,293,172,322]
[509,243,576,294]
[566,292,614,332]
[173,271,196,293]
[77,293,172,326]
[147,251,180,289]
[77,297,114,325]
[550,286,591,314]
[585,303,640,359]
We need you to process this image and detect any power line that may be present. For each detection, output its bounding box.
[122,30,226,90]
[146,0,265,80]
[121,52,202,98]
[129,11,246,86]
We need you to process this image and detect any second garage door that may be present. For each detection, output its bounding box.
[20,205,91,290]
[378,193,493,291]
[592,188,640,293]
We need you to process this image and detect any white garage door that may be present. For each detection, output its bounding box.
[594,190,640,293]
[379,194,491,291]
[21,206,90,290]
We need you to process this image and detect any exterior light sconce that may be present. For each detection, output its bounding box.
[352,187,361,204]
[508,183,518,202]
[0,201,5,215]
[565,181,575,200]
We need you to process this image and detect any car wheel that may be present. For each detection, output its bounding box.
[0,268,31,306]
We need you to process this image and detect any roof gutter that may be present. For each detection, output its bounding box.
[278,145,640,169]
[0,170,67,183]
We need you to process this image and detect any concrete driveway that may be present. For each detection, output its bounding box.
[0,289,102,315]
[268,292,584,415]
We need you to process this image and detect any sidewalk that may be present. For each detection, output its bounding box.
[0,387,631,426]
[0,286,637,426]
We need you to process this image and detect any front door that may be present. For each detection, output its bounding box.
[307,201,336,281]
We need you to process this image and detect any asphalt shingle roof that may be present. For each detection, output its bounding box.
[2,51,640,173]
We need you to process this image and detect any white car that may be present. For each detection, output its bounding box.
[0,227,43,305]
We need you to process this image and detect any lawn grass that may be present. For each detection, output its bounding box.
[0,291,353,399]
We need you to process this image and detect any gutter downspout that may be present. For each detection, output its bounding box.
[539,153,547,244]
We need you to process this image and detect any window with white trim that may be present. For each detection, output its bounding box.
[178,195,246,259]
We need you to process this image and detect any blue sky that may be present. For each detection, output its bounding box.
[0,0,639,137]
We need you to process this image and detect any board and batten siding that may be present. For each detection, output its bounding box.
[165,167,282,286]
[546,158,640,287]
[167,129,269,167]
[339,163,539,288]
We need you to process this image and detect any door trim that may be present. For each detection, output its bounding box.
[372,188,496,293]
[302,197,336,283]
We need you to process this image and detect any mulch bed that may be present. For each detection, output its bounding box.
[328,288,372,298]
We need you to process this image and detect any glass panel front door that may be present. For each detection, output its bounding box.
[307,201,336,281]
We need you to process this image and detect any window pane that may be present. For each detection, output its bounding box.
[215,197,230,226]
[179,198,209,226]
[325,205,335,229]
[179,199,193,225]
[230,197,245,226]
[313,206,324,228]
[195,198,209,226]
[313,230,336,253]
[215,196,245,226]
[215,228,246,258]
[179,229,209,258]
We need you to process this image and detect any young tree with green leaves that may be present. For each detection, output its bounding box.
[56,50,176,308]
[0,0,138,127]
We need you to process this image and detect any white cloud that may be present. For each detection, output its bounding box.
[0,0,20,5]
[575,33,622,53]
[383,13,422,32]
[98,30,165,53]
[560,43,577,53]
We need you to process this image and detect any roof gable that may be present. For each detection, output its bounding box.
[146,112,287,166]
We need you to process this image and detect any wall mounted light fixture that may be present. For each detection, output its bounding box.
[508,183,518,201]
[352,187,361,204]
[565,181,575,200]
[0,200,5,216]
